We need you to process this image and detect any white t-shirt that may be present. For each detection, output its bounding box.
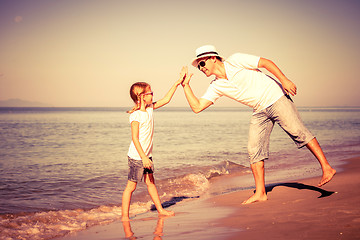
[127,105,154,160]
[201,53,285,112]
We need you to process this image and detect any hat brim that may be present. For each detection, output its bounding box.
[191,54,225,67]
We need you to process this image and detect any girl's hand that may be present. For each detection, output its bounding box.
[176,67,187,86]
[180,66,193,87]
[282,78,297,96]
[142,156,153,169]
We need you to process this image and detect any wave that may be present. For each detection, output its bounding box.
[0,206,122,240]
[155,160,249,199]
[0,161,248,240]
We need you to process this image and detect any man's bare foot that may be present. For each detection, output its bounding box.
[318,168,336,187]
[158,209,175,217]
[242,192,268,205]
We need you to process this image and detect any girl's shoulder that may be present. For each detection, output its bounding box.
[131,104,153,114]
[129,110,143,122]
[129,105,153,122]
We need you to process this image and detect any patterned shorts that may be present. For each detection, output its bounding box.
[127,156,154,182]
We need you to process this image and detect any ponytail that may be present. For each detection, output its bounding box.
[127,101,141,114]
[127,82,150,114]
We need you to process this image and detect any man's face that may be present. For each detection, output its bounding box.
[197,57,214,77]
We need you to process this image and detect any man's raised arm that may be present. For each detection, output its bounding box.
[181,67,213,113]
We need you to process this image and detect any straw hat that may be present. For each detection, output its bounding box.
[191,45,225,67]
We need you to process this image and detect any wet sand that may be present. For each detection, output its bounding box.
[59,156,360,240]
[212,156,360,240]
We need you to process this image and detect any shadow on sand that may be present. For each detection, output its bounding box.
[265,182,335,198]
[150,196,200,211]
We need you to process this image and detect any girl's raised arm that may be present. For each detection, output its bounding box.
[153,68,185,109]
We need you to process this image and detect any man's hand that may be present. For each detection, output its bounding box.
[282,78,297,96]
[176,67,187,86]
[180,66,193,87]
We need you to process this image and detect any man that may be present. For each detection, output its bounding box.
[181,45,336,204]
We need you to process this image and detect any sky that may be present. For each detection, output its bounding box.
[1,0,360,107]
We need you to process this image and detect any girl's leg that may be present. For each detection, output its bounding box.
[144,174,174,216]
[121,180,137,221]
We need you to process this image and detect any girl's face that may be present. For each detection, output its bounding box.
[141,86,153,105]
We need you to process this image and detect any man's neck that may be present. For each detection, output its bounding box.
[214,62,227,79]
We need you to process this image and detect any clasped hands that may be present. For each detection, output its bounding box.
[179,66,193,87]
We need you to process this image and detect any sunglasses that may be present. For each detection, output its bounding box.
[142,92,153,96]
[197,57,210,70]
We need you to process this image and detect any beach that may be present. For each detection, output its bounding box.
[58,155,360,240]
[1,107,359,239]
[213,156,360,240]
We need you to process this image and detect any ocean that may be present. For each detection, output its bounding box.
[0,106,359,239]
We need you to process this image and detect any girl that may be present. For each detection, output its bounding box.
[121,70,185,221]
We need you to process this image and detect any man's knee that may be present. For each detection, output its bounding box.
[249,156,267,165]
[248,146,269,164]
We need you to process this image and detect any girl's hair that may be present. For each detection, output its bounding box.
[127,82,151,113]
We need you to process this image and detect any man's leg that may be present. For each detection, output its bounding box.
[242,160,268,204]
[272,96,336,187]
[306,138,336,186]
[245,111,273,204]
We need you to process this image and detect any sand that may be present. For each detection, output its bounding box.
[211,156,360,240]
[59,156,360,240]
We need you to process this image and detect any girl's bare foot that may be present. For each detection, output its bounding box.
[242,192,268,205]
[158,209,175,217]
[318,168,336,187]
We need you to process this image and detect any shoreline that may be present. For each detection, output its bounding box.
[59,155,360,240]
